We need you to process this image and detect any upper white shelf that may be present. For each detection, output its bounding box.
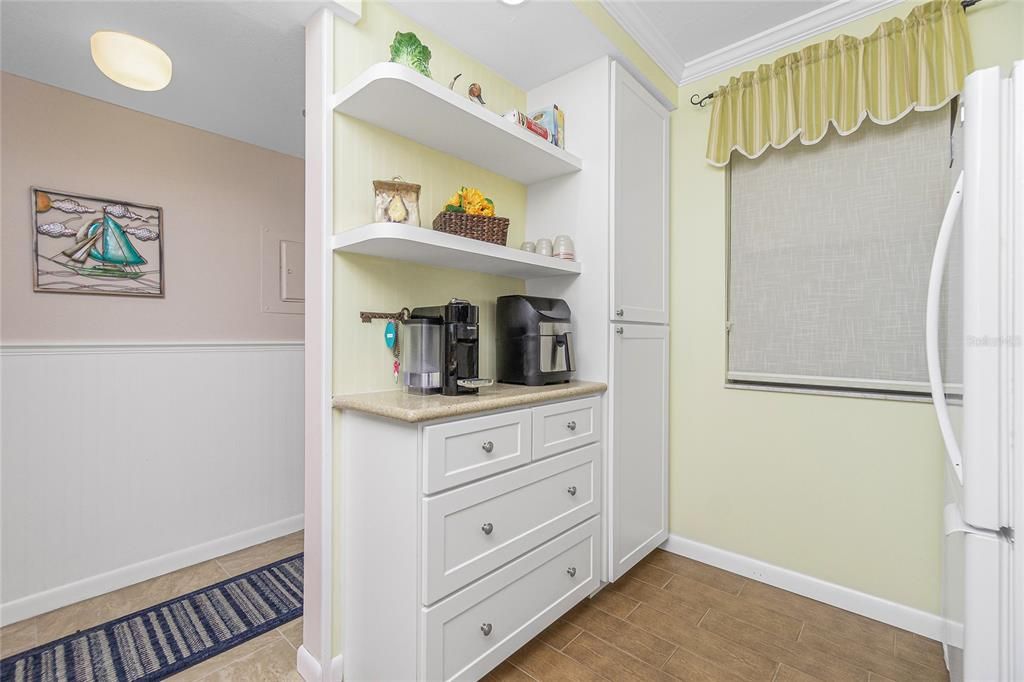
[332,63,583,185]
[333,223,582,279]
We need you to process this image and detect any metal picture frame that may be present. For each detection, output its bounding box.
[31,186,165,298]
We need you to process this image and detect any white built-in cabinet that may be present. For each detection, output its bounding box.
[527,57,670,582]
[609,323,670,579]
[340,395,604,682]
[610,63,670,325]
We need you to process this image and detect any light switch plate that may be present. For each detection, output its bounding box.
[280,240,304,302]
[260,227,303,315]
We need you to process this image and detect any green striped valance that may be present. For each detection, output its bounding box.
[706,0,974,167]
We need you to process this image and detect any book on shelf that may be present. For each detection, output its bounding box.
[529,105,565,149]
[503,109,550,142]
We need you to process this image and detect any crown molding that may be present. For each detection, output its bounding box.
[598,0,686,87]
[601,0,903,88]
[678,0,903,85]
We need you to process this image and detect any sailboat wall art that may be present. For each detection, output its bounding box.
[32,188,164,297]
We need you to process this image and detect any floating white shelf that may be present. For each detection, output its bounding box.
[332,63,583,185]
[332,223,582,279]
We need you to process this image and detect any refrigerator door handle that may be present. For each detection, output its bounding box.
[927,171,965,485]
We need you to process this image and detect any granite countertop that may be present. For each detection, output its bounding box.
[333,381,607,423]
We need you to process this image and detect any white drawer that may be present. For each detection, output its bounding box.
[531,396,601,460]
[422,443,600,604]
[422,517,600,682]
[423,409,532,494]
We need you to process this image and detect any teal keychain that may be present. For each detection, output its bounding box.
[385,319,400,383]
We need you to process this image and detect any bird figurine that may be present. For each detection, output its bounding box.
[468,82,486,106]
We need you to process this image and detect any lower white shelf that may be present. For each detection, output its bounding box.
[332,223,582,279]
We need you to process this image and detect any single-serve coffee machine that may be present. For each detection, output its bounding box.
[496,295,575,386]
[404,299,492,396]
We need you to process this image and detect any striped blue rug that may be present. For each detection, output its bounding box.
[1,553,303,682]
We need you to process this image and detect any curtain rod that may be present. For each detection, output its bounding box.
[689,0,983,108]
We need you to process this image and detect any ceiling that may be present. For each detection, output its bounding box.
[0,1,319,158]
[1,0,898,157]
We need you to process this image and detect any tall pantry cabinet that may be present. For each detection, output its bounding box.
[525,58,670,582]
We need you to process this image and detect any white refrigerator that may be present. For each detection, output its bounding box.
[927,62,1022,681]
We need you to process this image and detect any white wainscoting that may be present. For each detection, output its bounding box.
[661,534,952,644]
[0,342,304,625]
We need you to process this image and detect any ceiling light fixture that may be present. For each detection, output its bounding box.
[90,31,172,92]
[499,0,526,5]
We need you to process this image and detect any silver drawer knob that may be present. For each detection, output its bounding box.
[481,622,492,636]
[616,308,624,317]
[481,522,494,535]
[615,327,624,335]
[567,486,577,496]
[481,440,494,453]
[566,567,577,578]
[566,420,577,431]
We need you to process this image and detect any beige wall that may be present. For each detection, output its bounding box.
[670,0,1023,614]
[1,73,304,343]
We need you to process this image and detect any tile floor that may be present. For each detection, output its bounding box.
[487,549,950,682]
[0,531,305,681]
[1,536,949,682]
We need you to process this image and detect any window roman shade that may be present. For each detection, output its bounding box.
[706,0,973,167]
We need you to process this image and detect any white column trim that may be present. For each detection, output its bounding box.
[302,6,336,681]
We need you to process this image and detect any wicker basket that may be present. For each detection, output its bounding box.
[432,212,510,246]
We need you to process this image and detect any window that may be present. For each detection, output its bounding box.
[727,106,962,397]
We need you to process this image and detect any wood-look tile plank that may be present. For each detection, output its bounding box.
[627,604,778,681]
[894,630,947,672]
[661,647,751,682]
[643,550,747,595]
[538,620,583,650]
[658,573,803,641]
[562,631,678,682]
[587,587,640,619]
[798,625,948,681]
[483,661,538,681]
[868,675,898,682]
[622,561,675,589]
[0,619,38,658]
[196,636,302,681]
[774,663,825,682]
[738,580,895,654]
[509,639,608,681]
[561,601,677,668]
[605,577,710,625]
[698,609,869,682]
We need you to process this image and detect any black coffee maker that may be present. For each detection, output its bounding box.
[496,295,575,386]
[410,299,492,396]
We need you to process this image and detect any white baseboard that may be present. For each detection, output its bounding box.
[660,533,948,643]
[297,645,321,681]
[330,653,344,681]
[296,646,343,682]
[1,514,304,625]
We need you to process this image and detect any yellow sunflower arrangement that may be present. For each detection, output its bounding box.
[444,186,495,217]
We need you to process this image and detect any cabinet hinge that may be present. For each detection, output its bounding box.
[725,320,734,333]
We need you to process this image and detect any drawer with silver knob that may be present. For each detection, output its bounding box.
[421,517,600,682]
[423,409,532,493]
[531,396,601,460]
[422,443,600,604]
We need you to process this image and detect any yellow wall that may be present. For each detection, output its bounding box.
[330,1,533,652]
[671,0,1023,614]
[332,2,530,396]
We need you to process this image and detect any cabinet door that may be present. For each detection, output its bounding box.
[610,63,669,324]
[609,323,669,580]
